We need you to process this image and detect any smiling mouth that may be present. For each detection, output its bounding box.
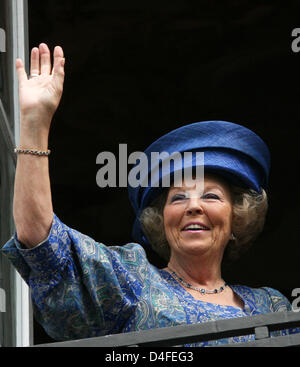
[182,223,210,231]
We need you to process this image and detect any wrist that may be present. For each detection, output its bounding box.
[19,128,49,151]
[19,117,51,150]
[20,111,52,130]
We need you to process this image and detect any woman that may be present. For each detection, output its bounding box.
[1,44,298,346]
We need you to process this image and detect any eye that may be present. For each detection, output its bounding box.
[202,193,220,200]
[170,194,187,203]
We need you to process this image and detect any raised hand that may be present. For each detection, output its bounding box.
[16,43,65,136]
[13,44,65,247]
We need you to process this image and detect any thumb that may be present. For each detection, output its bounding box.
[16,58,28,84]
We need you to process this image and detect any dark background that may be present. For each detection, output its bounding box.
[27,0,300,344]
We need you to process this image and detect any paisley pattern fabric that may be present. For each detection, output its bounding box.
[1,214,298,346]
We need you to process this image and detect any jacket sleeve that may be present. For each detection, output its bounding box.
[1,213,149,341]
[262,286,300,336]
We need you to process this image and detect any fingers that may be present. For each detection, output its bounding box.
[17,43,65,86]
[29,43,63,77]
[30,43,51,76]
[30,47,40,76]
[52,45,64,71]
[39,43,51,75]
[52,46,65,83]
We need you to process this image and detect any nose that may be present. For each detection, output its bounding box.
[185,197,203,216]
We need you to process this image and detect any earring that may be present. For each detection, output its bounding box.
[231,233,236,241]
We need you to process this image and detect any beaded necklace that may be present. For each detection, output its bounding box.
[168,268,228,295]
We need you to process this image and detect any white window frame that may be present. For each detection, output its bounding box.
[11,0,31,347]
[0,0,32,347]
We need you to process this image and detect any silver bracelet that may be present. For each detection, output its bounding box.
[14,148,51,156]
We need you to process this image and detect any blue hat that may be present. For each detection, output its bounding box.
[128,121,271,246]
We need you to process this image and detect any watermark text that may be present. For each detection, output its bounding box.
[96,144,204,191]
[291,28,300,53]
[292,288,300,312]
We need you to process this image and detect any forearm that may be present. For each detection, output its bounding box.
[13,118,53,248]
[12,44,65,248]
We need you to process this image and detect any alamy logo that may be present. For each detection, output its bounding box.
[96,145,204,190]
[292,288,300,312]
[0,287,5,312]
[291,28,300,53]
[0,28,5,52]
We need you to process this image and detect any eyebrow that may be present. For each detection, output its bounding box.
[204,185,226,193]
[169,184,225,192]
[204,185,233,202]
[168,185,229,200]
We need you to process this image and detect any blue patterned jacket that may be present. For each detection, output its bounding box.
[1,214,298,346]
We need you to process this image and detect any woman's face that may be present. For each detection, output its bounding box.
[163,174,233,259]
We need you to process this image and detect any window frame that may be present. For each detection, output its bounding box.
[0,0,32,347]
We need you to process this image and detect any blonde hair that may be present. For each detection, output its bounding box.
[139,185,268,262]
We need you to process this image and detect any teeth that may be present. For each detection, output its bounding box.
[185,224,208,230]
